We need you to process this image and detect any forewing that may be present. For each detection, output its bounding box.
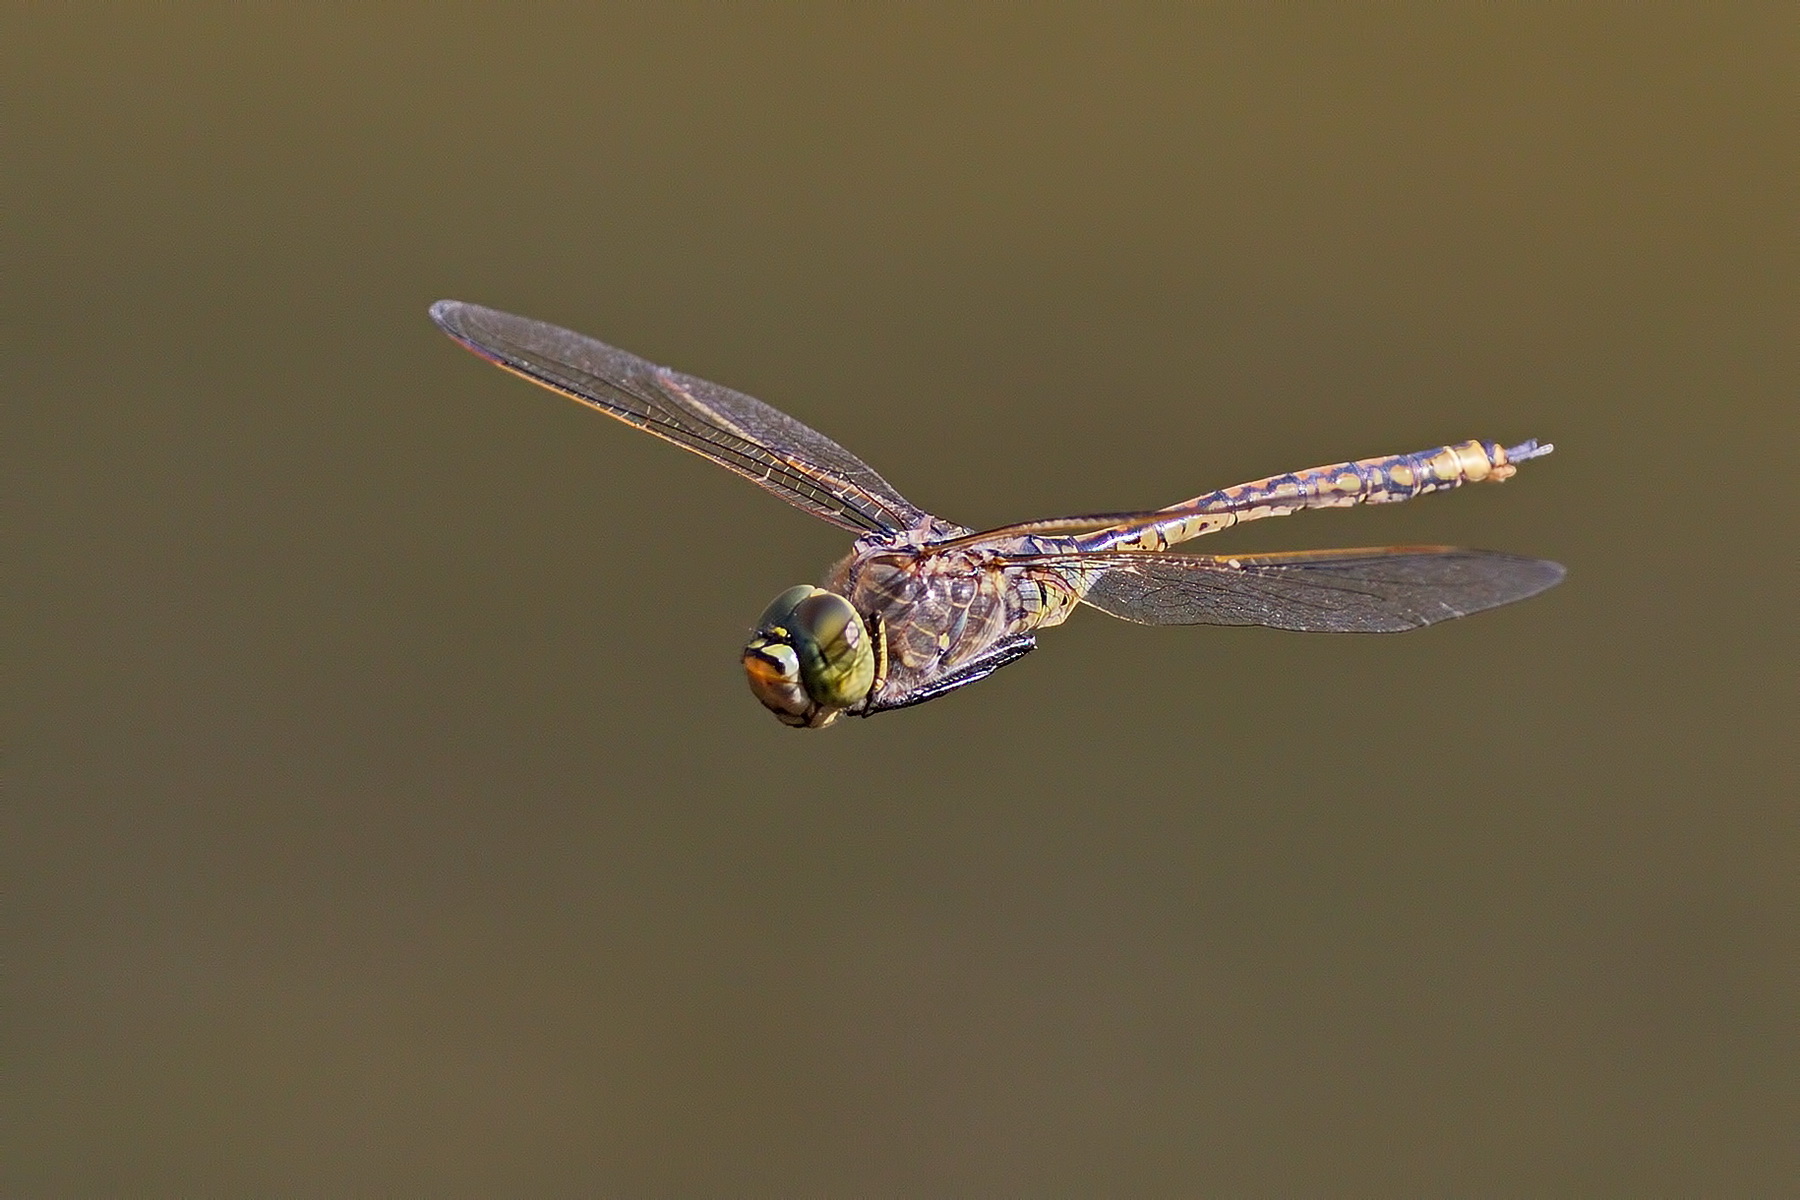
[1063,547,1566,632]
[431,301,925,534]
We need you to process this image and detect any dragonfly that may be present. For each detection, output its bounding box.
[431,301,1564,728]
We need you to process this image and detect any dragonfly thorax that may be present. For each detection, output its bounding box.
[742,586,879,729]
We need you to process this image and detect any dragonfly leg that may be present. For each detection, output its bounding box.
[858,634,1037,715]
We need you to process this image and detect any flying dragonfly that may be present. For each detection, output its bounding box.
[430,301,1564,728]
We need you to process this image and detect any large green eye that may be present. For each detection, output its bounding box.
[755,584,817,632]
[789,591,876,709]
[742,586,875,728]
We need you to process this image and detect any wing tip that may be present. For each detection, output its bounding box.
[428,300,518,370]
[429,298,482,337]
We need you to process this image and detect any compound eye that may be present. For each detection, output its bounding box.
[789,591,876,709]
[754,585,820,633]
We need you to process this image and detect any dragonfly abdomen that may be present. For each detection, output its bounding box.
[1093,438,1553,552]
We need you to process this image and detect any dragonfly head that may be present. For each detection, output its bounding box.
[743,585,877,728]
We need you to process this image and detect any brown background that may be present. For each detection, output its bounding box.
[13,7,1794,1194]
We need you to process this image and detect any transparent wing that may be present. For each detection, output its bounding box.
[430,301,926,534]
[1013,546,1565,632]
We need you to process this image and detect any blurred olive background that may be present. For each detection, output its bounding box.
[12,6,1793,1194]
